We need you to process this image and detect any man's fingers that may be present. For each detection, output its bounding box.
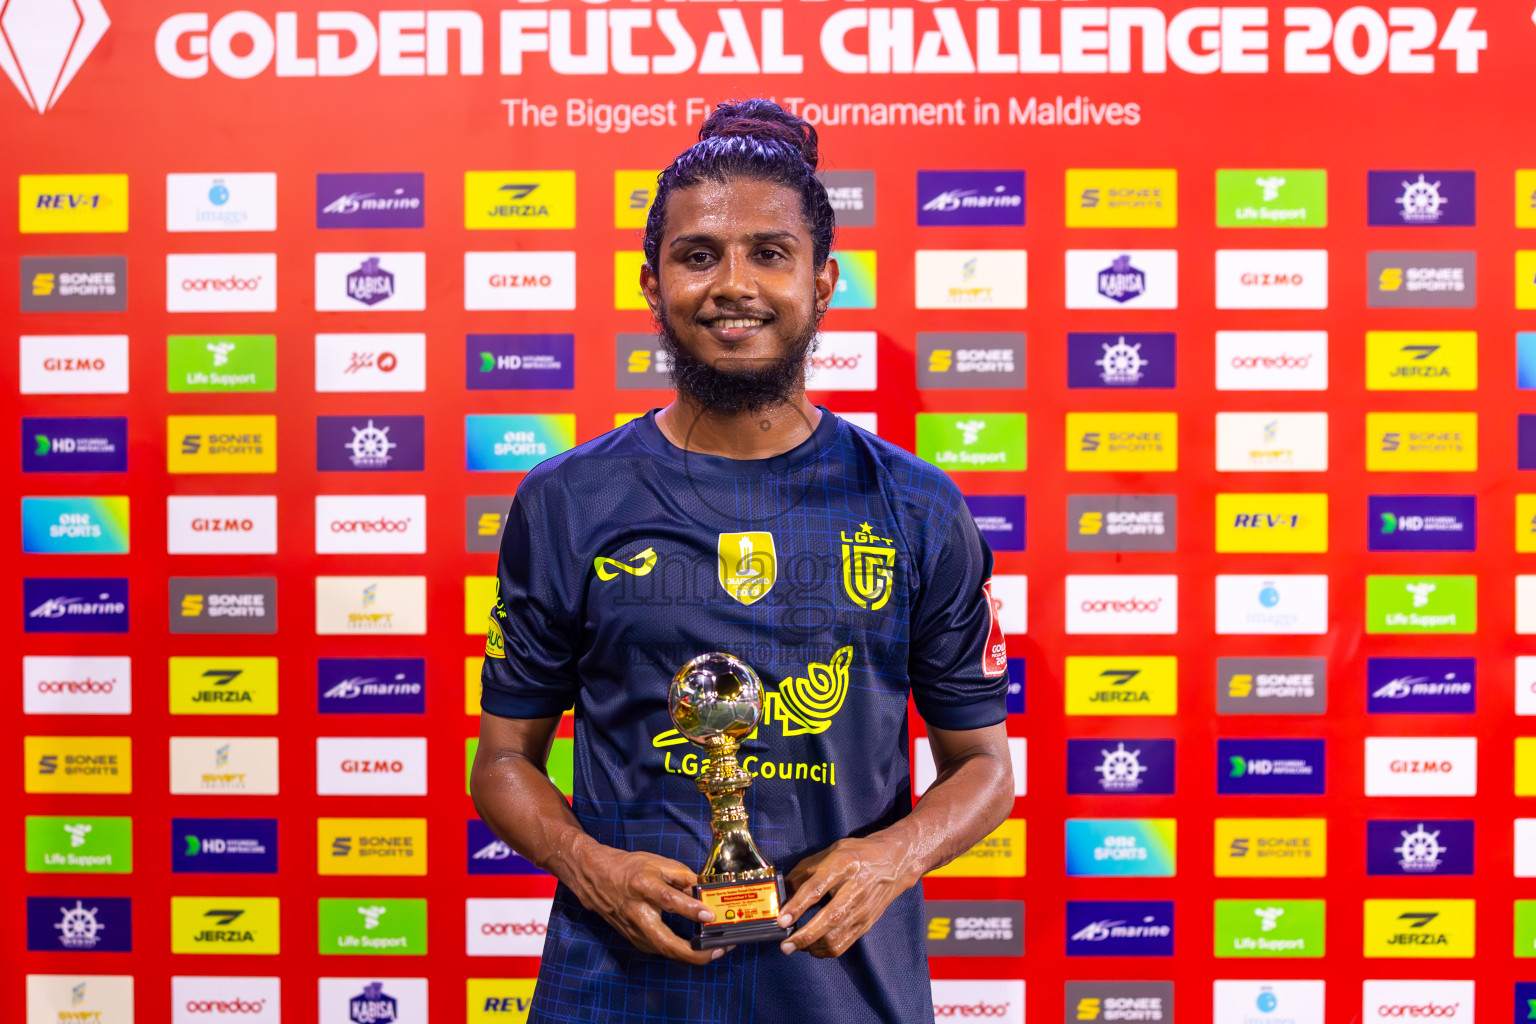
[782,885,856,952]
[653,857,702,891]
[644,876,715,922]
[636,914,720,966]
[779,859,847,926]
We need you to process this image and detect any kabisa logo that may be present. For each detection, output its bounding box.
[317,415,426,472]
[916,170,1025,227]
[841,521,897,611]
[317,173,425,229]
[1064,981,1173,1023]
[350,981,398,1023]
[173,818,279,874]
[467,333,575,390]
[1,0,111,112]
[316,252,424,311]
[466,819,545,876]
[1368,495,1476,552]
[1366,658,1476,715]
[1066,739,1175,796]
[1066,901,1174,957]
[1367,170,1476,226]
[24,577,128,634]
[319,658,426,715]
[347,257,395,306]
[26,896,131,952]
[23,416,127,473]
[1218,740,1325,795]
[1098,254,1146,303]
[1067,333,1176,389]
[1366,819,1474,876]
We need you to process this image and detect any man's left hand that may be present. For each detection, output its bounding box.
[776,835,916,958]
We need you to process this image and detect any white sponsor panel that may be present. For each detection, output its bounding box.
[315,576,427,635]
[930,980,1025,1024]
[315,252,426,311]
[804,332,877,391]
[1519,656,1536,715]
[167,496,278,555]
[1364,736,1477,797]
[1215,331,1330,391]
[465,251,577,311]
[1215,249,1329,309]
[1213,981,1324,1024]
[839,412,879,434]
[1516,819,1536,877]
[1064,249,1179,309]
[169,736,280,795]
[1214,575,1329,635]
[20,335,129,394]
[466,897,555,957]
[317,978,426,1024]
[1064,575,1178,635]
[316,737,428,796]
[1215,412,1330,472]
[315,495,427,555]
[172,976,281,1024]
[314,333,427,392]
[915,737,1026,798]
[1361,980,1473,1023]
[990,574,1028,635]
[1518,577,1536,635]
[27,975,135,1024]
[23,656,132,715]
[914,250,1028,310]
[166,253,278,312]
[166,173,278,233]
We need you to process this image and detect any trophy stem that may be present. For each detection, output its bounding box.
[697,737,775,883]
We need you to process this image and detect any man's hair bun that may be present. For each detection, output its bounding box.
[697,99,820,171]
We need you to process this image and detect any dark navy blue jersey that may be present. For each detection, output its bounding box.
[482,407,1008,1024]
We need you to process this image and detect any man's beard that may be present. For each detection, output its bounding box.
[656,307,820,416]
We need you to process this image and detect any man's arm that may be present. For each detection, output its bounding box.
[469,710,725,965]
[775,721,1015,958]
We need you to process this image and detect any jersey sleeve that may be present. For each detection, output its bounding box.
[481,485,582,719]
[907,500,1009,731]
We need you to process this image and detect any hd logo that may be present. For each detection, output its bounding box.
[1064,657,1177,716]
[1365,332,1477,390]
[1362,899,1474,958]
[465,171,575,229]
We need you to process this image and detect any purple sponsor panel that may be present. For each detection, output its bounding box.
[466,819,547,875]
[27,895,132,951]
[1005,657,1025,715]
[1367,495,1475,552]
[172,818,280,874]
[1365,819,1474,876]
[1066,739,1175,795]
[1218,739,1326,795]
[1065,900,1174,957]
[916,170,1025,226]
[1067,333,1177,389]
[316,173,425,229]
[316,415,425,471]
[318,658,426,714]
[1367,170,1475,226]
[965,494,1025,552]
[24,577,128,634]
[1366,657,1476,714]
[23,417,128,472]
[467,334,576,390]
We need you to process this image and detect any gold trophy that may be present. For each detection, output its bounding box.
[669,652,794,950]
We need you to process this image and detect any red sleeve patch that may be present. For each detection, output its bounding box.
[981,578,1008,678]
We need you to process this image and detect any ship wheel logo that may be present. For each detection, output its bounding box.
[1394,823,1446,873]
[345,419,397,469]
[54,900,105,948]
[1396,174,1449,223]
[1095,742,1148,792]
[1096,337,1148,386]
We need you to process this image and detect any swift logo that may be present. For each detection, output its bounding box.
[1,0,112,113]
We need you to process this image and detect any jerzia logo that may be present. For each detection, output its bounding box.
[1,0,111,112]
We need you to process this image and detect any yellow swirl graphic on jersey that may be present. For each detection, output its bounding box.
[768,646,852,737]
[594,546,657,581]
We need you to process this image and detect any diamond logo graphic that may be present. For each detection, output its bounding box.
[0,0,111,113]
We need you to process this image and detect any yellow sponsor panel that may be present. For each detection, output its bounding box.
[614,170,658,229]
[615,412,644,427]
[1517,737,1536,795]
[466,576,498,635]
[1519,252,1536,309]
[1065,169,1178,228]
[1520,172,1536,228]
[169,656,278,715]
[171,896,281,954]
[20,174,129,233]
[1519,496,1536,553]
[1365,331,1478,391]
[465,170,575,229]
[1363,899,1474,958]
[166,415,277,474]
[1214,493,1329,553]
[466,656,483,715]
[928,819,1025,878]
[1365,413,1477,472]
[318,817,428,876]
[615,251,649,310]
[25,736,132,794]
[1066,413,1178,472]
[1064,656,1178,716]
[1214,818,1327,878]
[468,979,538,1024]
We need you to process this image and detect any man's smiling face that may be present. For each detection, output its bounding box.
[643,177,839,414]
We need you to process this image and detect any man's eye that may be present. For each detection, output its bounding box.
[756,249,785,261]
[685,251,715,265]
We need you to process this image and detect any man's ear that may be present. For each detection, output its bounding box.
[815,256,840,312]
[641,261,662,316]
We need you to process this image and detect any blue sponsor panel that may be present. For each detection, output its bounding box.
[1367,495,1476,552]
[23,577,129,634]
[1365,819,1474,876]
[1065,820,1177,878]
[1217,739,1325,795]
[316,415,425,471]
[1066,739,1176,795]
[1067,333,1177,389]
[316,172,425,229]
[466,334,575,390]
[1367,170,1475,226]
[1005,658,1025,715]
[26,895,132,951]
[964,494,1025,552]
[916,170,1025,227]
[1516,982,1536,1023]
[1519,334,1536,389]
[317,657,427,715]
[172,818,279,874]
[1366,657,1476,714]
[23,417,128,473]
[1066,900,1174,957]
[466,819,546,876]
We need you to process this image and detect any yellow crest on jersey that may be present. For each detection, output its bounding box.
[841,522,896,611]
[717,532,776,606]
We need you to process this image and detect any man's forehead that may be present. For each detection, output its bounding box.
[665,181,806,240]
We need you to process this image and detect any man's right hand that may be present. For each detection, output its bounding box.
[566,844,728,965]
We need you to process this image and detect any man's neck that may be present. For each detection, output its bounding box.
[655,391,823,460]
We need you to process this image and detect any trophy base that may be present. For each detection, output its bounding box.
[691,875,794,951]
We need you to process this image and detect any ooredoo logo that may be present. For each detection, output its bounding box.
[1,0,111,112]
[171,975,281,1022]
[315,495,426,554]
[167,254,277,312]
[805,332,877,391]
[1065,576,1178,635]
[23,655,132,715]
[930,981,1023,1024]
[466,897,554,956]
[1361,980,1472,1022]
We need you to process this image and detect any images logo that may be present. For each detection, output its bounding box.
[1366,819,1473,876]
[317,415,425,472]
[168,656,278,715]
[1065,900,1174,957]
[1216,169,1327,227]
[1214,493,1328,554]
[1362,900,1474,958]
[24,577,128,634]
[1065,169,1177,228]
[1065,819,1176,878]
[169,577,276,635]
[20,255,126,312]
[467,334,575,391]
[1,1,111,112]
[1364,736,1477,797]
[1067,333,1176,389]
[1067,495,1176,553]
[1065,250,1177,309]
[25,896,131,952]
[172,818,279,874]
[167,172,278,232]
[915,413,1027,472]
[1214,900,1325,958]
[964,495,1025,552]
[317,172,425,229]
[916,170,1025,226]
[1368,252,1476,308]
[1215,250,1329,309]
[1213,980,1324,1024]
[1368,170,1476,226]
[1214,818,1327,878]
[22,496,129,554]
[1067,413,1178,472]
[1364,575,1475,634]
[465,414,577,472]
[916,332,1026,390]
[465,171,575,229]
[20,173,126,232]
[1365,331,1477,390]
[1066,739,1175,796]
[1367,657,1475,714]
[1216,657,1328,715]
[171,896,281,954]
[1064,656,1178,716]
[1218,740,1325,795]
[25,814,132,873]
[319,657,426,715]
[923,900,1024,957]
[319,897,427,955]
[167,334,276,392]
[914,249,1025,309]
[168,415,276,474]
[1214,575,1329,636]
[1368,495,1475,552]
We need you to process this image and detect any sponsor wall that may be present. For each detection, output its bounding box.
[8,2,1536,1022]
